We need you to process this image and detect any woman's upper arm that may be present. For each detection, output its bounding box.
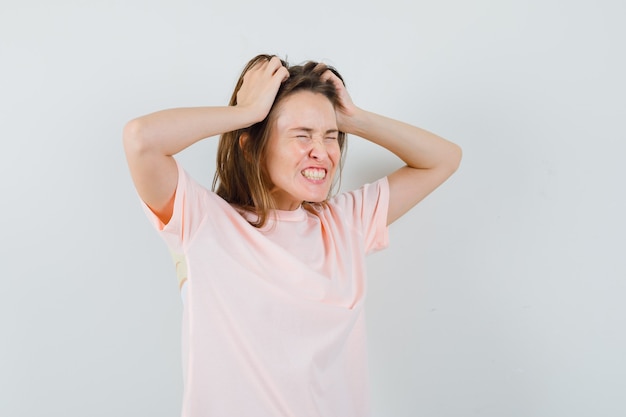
[123,118,179,225]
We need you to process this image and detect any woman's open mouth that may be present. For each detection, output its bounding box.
[301,168,327,180]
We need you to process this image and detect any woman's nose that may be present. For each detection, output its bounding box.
[308,138,328,160]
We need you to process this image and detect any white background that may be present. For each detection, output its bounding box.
[2,0,625,416]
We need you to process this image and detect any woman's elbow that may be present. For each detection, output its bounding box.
[453,143,463,167]
[122,118,149,156]
[445,143,463,174]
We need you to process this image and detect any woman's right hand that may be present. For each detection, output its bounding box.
[236,56,290,123]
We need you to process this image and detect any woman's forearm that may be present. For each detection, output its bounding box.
[124,106,258,157]
[344,108,462,172]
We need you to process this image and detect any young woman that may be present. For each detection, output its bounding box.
[123,54,461,417]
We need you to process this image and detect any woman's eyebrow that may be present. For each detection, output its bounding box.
[288,127,339,134]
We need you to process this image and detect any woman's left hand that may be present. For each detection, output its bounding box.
[321,68,359,133]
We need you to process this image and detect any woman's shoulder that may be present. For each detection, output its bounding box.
[327,177,389,209]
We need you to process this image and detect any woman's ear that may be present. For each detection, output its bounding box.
[238,133,251,160]
[238,132,248,149]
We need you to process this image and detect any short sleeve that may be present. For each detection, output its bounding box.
[328,177,390,254]
[141,160,211,253]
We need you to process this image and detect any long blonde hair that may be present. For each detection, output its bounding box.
[212,54,347,227]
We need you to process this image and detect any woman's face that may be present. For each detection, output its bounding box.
[265,91,340,211]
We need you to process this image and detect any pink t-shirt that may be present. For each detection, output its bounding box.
[143,160,390,417]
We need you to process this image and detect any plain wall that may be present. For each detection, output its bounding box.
[1,0,625,416]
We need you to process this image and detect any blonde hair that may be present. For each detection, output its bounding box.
[212,54,347,227]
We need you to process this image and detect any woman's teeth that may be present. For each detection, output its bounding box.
[302,168,326,180]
